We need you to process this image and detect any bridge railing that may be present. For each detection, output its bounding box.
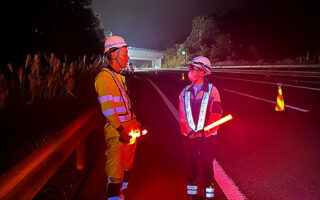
[0,106,101,200]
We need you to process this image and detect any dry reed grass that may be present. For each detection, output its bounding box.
[0,53,105,109]
[0,74,8,109]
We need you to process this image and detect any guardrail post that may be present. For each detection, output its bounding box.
[76,141,86,170]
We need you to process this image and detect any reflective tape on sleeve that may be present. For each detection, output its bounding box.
[103,108,115,117]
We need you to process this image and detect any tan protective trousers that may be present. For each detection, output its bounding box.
[104,125,136,183]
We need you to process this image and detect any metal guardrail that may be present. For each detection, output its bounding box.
[136,64,320,71]
[213,64,320,69]
[135,65,320,78]
[0,106,101,200]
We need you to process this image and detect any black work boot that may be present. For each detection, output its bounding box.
[187,184,198,200]
[107,183,124,200]
[204,184,214,199]
[122,171,130,195]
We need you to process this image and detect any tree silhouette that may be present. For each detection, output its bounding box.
[0,0,104,66]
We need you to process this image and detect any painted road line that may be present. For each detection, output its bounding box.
[147,78,247,200]
[146,79,179,122]
[214,160,246,200]
[213,76,320,92]
[224,89,310,113]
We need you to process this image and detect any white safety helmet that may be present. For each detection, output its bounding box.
[187,56,212,75]
[104,35,127,53]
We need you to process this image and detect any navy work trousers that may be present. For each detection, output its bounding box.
[183,135,216,187]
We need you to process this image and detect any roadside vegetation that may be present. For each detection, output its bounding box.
[163,16,319,68]
[0,53,105,174]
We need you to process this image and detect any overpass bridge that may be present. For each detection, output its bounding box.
[127,47,164,69]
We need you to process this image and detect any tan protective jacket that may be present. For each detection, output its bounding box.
[95,67,137,139]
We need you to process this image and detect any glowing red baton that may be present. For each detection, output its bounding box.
[203,114,233,131]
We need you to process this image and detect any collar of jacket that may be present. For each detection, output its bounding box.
[186,80,210,93]
[105,65,119,74]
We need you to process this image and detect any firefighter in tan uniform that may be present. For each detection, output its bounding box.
[95,35,140,200]
[179,56,223,200]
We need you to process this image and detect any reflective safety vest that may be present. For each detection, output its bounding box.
[95,67,134,138]
[179,82,222,137]
[185,84,212,131]
[102,68,132,123]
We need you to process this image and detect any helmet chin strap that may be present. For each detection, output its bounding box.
[109,49,123,72]
[115,50,122,69]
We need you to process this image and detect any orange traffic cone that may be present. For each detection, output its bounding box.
[275,83,285,111]
[181,73,185,80]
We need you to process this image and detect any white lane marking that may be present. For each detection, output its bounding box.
[224,89,310,113]
[213,76,320,91]
[214,160,246,200]
[146,79,179,122]
[146,78,247,200]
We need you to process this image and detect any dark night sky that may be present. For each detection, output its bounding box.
[0,0,319,64]
[92,0,320,58]
[91,0,247,50]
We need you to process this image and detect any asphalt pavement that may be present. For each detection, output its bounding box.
[78,70,320,200]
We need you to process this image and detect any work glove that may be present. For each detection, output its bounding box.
[117,126,132,144]
[117,119,141,144]
[187,130,203,139]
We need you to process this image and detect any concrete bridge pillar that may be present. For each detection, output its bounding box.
[155,59,161,69]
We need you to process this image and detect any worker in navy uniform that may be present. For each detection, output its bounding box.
[179,56,222,199]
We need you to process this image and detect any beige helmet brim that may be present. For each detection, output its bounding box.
[187,62,211,75]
